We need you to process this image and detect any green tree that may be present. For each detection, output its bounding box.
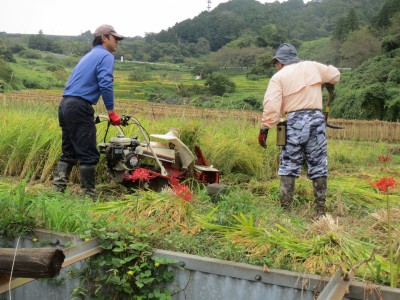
[298,38,337,65]
[196,37,211,55]
[0,39,16,63]
[191,63,218,78]
[28,30,45,50]
[332,9,359,42]
[247,48,275,77]
[204,74,236,96]
[28,30,61,53]
[210,46,265,68]
[9,43,25,54]
[257,24,288,48]
[374,0,400,28]
[331,48,400,121]
[346,9,359,32]
[0,59,14,90]
[226,30,257,48]
[128,69,153,82]
[332,16,347,41]
[340,27,381,68]
[381,34,400,53]
[381,11,400,53]
[360,84,387,120]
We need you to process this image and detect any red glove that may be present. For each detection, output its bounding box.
[258,128,268,148]
[108,111,122,126]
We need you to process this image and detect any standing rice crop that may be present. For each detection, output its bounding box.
[0,101,60,180]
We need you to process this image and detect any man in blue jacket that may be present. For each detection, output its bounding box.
[53,24,124,198]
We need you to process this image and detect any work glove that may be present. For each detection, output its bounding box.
[258,128,268,148]
[108,111,122,126]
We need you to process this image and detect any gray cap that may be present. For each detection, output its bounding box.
[271,43,300,65]
[94,24,124,40]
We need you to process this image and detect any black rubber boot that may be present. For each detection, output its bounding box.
[280,176,295,211]
[79,164,97,199]
[53,161,73,193]
[313,177,327,216]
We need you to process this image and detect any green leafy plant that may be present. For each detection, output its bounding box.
[74,225,175,299]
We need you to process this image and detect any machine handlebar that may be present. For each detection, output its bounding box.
[95,114,132,127]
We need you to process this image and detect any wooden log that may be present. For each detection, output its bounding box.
[0,248,65,278]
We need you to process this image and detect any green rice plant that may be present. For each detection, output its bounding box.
[0,178,36,237]
[329,140,392,173]
[1,115,30,175]
[39,133,62,180]
[0,98,60,181]
[0,178,97,235]
[33,193,94,233]
[329,176,400,211]
[20,120,59,179]
[196,117,279,180]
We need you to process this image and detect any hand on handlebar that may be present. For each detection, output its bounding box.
[108,111,122,126]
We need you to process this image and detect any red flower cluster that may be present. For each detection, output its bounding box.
[125,168,159,182]
[378,154,391,162]
[372,177,398,193]
[172,184,192,201]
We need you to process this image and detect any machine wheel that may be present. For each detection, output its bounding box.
[207,183,229,202]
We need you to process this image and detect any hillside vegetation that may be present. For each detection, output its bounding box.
[0,0,399,121]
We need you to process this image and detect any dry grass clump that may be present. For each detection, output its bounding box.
[308,214,342,236]
[370,208,400,230]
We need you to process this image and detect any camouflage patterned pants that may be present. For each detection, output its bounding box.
[278,110,327,179]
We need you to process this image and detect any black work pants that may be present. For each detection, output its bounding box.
[58,96,100,165]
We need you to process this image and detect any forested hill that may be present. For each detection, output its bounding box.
[0,0,399,120]
[1,0,393,64]
[152,0,384,51]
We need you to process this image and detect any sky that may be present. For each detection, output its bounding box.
[0,0,308,38]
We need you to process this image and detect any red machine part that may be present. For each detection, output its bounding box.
[125,145,219,185]
[124,167,192,201]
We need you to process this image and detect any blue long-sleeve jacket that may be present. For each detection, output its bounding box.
[63,45,115,110]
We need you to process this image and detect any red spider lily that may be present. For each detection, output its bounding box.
[171,184,192,201]
[378,154,391,162]
[124,168,160,182]
[372,177,398,193]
